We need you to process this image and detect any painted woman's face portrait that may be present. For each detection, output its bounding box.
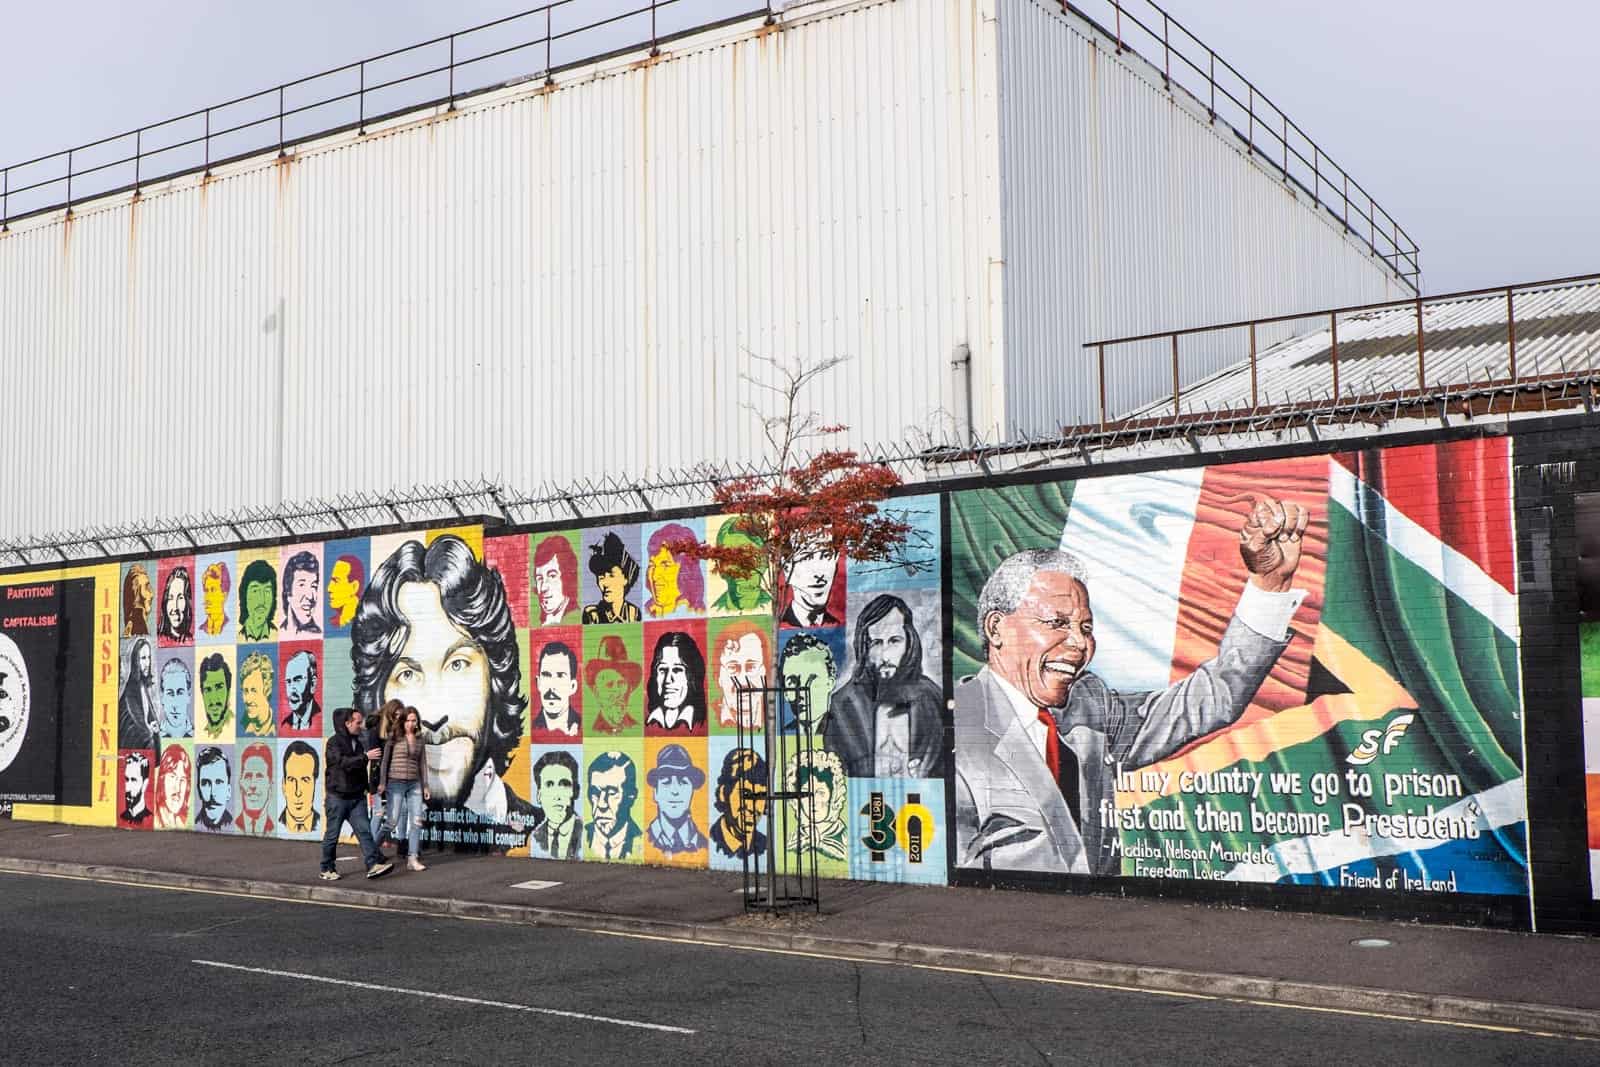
[597,565,627,608]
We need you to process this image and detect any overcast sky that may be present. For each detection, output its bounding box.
[1,0,1592,296]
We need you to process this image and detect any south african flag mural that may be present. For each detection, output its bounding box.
[950,438,1526,897]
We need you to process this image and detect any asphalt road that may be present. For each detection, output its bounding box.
[0,871,1586,1065]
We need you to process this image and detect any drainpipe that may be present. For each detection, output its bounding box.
[952,343,975,445]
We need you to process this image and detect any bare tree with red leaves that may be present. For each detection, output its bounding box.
[671,353,933,906]
[667,354,930,621]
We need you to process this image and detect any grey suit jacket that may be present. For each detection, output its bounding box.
[954,616,1287,877]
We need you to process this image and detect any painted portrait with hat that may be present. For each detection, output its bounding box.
[644,739,709,864]
[582,527,643,625]
[584,630,643,736]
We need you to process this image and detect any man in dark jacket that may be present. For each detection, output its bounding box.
[319,707,394,881]
[360,710,396,854]
[821,593,947,778]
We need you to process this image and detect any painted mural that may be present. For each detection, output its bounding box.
[1576,493,1600,899]
[950,440,1525,894]
[0,577,96,808]
[0,439,1535,905]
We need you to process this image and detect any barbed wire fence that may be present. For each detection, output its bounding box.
[4,367,1594,567]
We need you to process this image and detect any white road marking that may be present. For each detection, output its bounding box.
[510,879,562,890]
[190,959,695,1034]
[7,870,1579,1044]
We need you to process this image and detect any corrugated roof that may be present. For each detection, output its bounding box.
[1121,278,1600,420]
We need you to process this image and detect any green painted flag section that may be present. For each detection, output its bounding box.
[1115,487,1526,895]
[949,480,1075,682]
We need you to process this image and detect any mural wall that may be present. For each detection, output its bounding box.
[1575,493,1600,898]
[950,441,1524,896]
[0,438,1537,912]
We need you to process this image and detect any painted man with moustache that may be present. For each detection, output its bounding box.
[954,496,1309,878]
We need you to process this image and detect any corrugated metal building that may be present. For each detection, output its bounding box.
[0,0,1413,539]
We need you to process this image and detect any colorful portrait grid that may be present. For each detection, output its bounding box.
[116,541,351,839]
[506,495,948,883]
[110,500,952,889]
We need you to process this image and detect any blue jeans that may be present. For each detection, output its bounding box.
[386,779,425,855]
[320,792,384,873]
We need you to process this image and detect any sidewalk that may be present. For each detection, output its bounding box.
[3,818,1596,1036]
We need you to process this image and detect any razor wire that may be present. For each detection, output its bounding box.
[3,367,1596,567]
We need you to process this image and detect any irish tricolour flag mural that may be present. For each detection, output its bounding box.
[950,439,1526,896]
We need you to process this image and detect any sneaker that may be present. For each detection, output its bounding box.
[407,856,427,872]
[319,870,341,881]
[366,860,394,879]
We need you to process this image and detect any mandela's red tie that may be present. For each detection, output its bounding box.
[1037,708,1082,829]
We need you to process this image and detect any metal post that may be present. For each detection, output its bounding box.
[1097,344,1107,430]
[204,109,211,174]
[652,0,660,55]
[1247,85,1253,148]
[278,86,286,155]
[358,62,365,132]
[1208,51,1215,116]
[1,166,6,230]
[1416,297,1425,389]
[448,35,456,110]
[1506,288,1516,380]
[1249,323,1258,407]
[1162,14,1170,86]
[1171,334,1181,417]
[66,150,73,209]
[1330,313,1339,399]
[1114,0,1122,52]
[134,129,141,190]
[1282,115,1288,176]
[1312,148,1319,202]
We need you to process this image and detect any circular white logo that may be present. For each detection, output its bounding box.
[0,632,29,774]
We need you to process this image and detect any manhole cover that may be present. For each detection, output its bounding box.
[1351,938,1393,948]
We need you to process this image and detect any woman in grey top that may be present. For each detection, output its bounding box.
[380,705,432,871]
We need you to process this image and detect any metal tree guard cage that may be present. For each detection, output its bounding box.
[734,675,822,914]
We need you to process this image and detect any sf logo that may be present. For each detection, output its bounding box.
[859,790,936,864]
[1346,713,1415,766]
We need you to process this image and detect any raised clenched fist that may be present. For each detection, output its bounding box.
[1239,496,1310,592]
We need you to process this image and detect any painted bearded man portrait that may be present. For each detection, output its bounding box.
[352,535,535,843]
[822,593,945,778]
[121,563,153,637]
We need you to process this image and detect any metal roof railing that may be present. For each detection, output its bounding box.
[1064,0,1420,290]
[1082,271,1600,429]
[0,0,773,229]
[2,0,1419,295]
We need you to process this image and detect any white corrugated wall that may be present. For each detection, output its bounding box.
[0,0,1418,540]
[994,0,1408,429]
[0,0,1000,538]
